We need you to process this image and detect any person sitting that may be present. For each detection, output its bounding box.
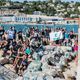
[13,46,25,74]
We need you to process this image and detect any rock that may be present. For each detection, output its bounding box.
[27,61,42,72]
[37,74,54,80]
[70,52,77,57]
[15,76,23,80]
[41,62,50,71]
[37,75,44,80]
[32,52,40,60]
[38,51,44,56]
[43,75,54,80]
[66,47,72,52]
[43,51,48,55]
[52,78,65,80]
[41,54,54,63]
[59,56,66,66]
[48,57,56,66]
[23,47,76,80]
[23,72,32,80]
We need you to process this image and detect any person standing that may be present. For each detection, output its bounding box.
[13,27,17,40]
[7,27,14,44]
[18,30,23,42]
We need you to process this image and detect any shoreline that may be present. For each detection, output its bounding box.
[0,22,79,25]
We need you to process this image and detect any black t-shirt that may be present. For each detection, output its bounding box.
[14,30,16,36]
[18,31,23,39]
[69,34,74,39]
[42,31,45,36]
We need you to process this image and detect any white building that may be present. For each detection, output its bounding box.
[0,15,15,22]
[0,13,65,24]
[48,0,61,3]
[78,6,80,11]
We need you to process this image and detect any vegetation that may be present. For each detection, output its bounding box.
[0,0,80,18]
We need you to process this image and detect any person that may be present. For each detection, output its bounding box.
[73,40,78,52]
[65,31,69,40]
[0,26,78,77]
[18,55,28,76]
[14,46,25,74]
[41,29,45,37]
[64,31,69,46]
[69,31,75,39]
[7,27,14,44]
[0,26,5,40]
[18,30,23,42]
[26,30,30,38]
[62,29,65,42]
[25,46,31,58]
[13,27,16,40]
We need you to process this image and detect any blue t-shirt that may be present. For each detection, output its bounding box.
[65,33,69,39]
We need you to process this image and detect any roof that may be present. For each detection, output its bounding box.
[64,18,80,20]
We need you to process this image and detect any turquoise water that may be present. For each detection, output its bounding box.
[1,24,78,33]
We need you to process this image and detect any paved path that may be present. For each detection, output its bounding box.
[0,64,18,80]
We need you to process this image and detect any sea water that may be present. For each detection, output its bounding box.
[1,24,78,34]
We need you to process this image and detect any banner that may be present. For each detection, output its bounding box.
[49,31,63,41]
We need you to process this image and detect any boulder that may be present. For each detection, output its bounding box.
[32,52,40,60]
[27,60,42,72]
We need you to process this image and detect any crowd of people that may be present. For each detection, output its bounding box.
[0,26,78,76]
[49,28,78,52]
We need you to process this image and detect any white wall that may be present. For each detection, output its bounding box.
[2,16,15,22]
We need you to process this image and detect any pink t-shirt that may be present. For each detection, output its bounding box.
[74,45,78,52]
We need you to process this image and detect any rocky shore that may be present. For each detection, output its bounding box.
[0,46,77,80]
[21,46,77,80]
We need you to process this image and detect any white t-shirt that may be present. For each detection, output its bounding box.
[58,31,63,39]
[7,30,14,39]
[49,32,54,41]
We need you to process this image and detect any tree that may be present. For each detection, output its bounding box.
[48,0,53,3]
[0,0,6,6]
